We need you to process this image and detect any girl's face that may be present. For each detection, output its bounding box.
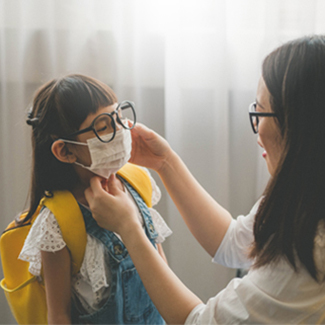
[255,77,284,176]
[70,103,121,181]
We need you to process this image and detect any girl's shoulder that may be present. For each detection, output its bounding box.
[27,207,66,251]
[314,220,325,280]
[315,220,325,246]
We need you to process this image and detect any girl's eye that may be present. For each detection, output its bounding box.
[97,126,107,132]
[94,115,114,134]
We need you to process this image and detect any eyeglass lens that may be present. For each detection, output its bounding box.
[249,103,259,133]
[251,115,259,133]
[94,103,135,142]
[94,115,115,142]
[119,102,135,123]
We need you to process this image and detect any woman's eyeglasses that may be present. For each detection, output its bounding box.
[248,102,277,134]
[61,100,136,143]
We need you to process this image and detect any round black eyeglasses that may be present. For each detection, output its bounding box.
[61,101,136,143]
[248,102,277,134]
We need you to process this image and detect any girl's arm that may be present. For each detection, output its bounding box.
[85,176,203,324]
[130,123,232,257]
[41,247,72,324]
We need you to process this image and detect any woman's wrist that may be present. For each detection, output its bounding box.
[157,148,179,177]
[119,221,145,246]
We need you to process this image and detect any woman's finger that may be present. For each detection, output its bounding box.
[106,174,121,195]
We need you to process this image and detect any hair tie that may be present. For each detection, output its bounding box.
[44,190,53,198]
[26,108,40,127]
[26,117,39,126]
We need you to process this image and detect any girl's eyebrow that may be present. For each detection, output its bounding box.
[255,99,266,110]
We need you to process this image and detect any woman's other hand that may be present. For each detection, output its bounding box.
[84,175,140,236]
[130,123,173,173]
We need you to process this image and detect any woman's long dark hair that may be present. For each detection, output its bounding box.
[20,74,117,224]
[250,35,325,281]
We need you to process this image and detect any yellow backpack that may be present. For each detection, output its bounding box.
[0,163,152,324]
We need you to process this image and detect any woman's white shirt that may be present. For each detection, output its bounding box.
[185,200,325,324]
[19,169,172,314]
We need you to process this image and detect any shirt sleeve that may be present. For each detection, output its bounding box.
[18,207,67,275]
[213,199,262,269]
[149,208,173,243]
[185,303,217,325]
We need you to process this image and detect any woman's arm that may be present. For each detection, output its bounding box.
[122,223,201,324]
[130,123,232,257]
[157,243,168,264]
[41,247,72,324]
[85,176,203,324]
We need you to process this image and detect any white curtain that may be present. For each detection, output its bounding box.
[1,0,325,322]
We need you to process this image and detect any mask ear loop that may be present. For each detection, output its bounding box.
[57,139,88,146]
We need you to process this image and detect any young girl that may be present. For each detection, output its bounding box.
[18,74,171,324]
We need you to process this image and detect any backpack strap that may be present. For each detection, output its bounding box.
[41,191,87,276]
[117,163,153,208]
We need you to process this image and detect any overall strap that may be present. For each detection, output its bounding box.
[118,175,158,242]
[79,203,129,263]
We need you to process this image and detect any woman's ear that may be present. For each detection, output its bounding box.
[51,140,77,163]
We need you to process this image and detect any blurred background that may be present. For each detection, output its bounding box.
[1,0,325,323]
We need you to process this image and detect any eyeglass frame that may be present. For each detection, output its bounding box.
[60,100,136,143]
[248,102,277,134]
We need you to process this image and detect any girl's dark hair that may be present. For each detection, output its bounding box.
[21,74,117,224]
[250,35,325,281]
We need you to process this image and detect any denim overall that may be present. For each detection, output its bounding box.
[71,176,165,325]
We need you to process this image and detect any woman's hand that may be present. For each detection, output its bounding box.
[130,123,173,173]
[84,175,140,236]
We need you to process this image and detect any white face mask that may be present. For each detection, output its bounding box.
[61,128,132,179]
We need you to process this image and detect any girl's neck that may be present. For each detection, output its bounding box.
[71,175,125,206]
[71,183,89,206]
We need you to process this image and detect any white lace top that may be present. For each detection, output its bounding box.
[185,201,325,324]
[19,170,172,314]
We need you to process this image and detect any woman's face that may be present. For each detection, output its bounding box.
[256,77,284,176]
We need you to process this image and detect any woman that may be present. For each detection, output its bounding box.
[84,35,325,324]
